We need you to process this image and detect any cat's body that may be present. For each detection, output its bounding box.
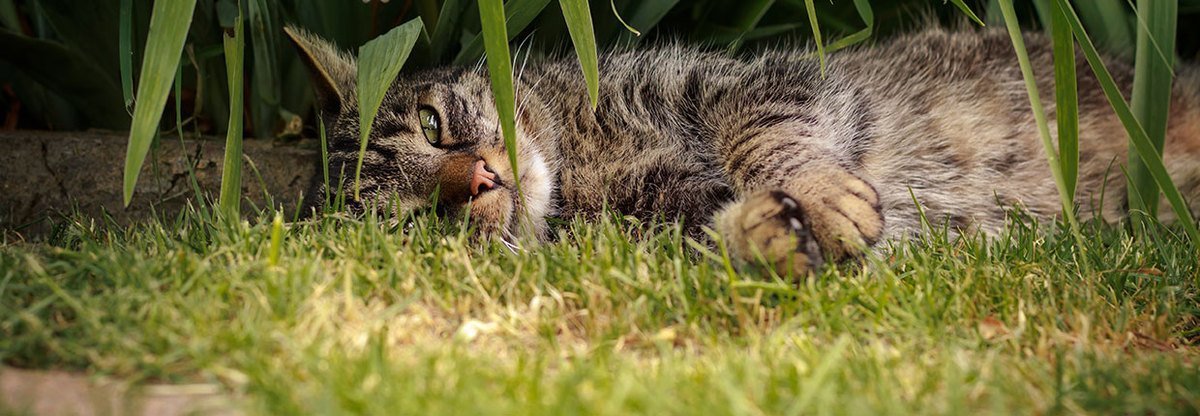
[286,27,1200,275]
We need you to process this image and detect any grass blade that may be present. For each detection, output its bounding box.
[1074,0,1134,53]
[1126,0,1177,218]
[1052,0,1199,245]
[122,0,197,206]
[247,0,281,140]
[268,211,283,266]
[353,18,424,200]
[174,58,206,212]
[948,0,985,26]
[119,0,134,111]
[997,0,1089,266]
[479,0,523,198]
[1047,0,1079,200]
[319,117,331,212]
[219,9,245,218]
[559,0,599,108]
[609,0,641,37]
[802,0,825,76]
[825,0,873,53]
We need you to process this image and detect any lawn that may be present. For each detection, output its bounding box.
[1,207,1197,415]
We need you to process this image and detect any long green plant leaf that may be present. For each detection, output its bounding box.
[119,0,134,110]
[479,0,522,198]
[319,117,331,211]
[948,0,985,26]
[802,0,825,76]
[1051,0,1199,245]
[174,58,205,210]
[247,0,281,140]
[825,0,873,53]
[1074,0,1134,53]
[1047,0,1079,200]
[997,0,1088,264]
[1126,0,1177,218]
[219,10,245,217]
[353,18,424,200]
[0,0,18,30]
[609,0,641,37]
[454,0,552,65]
[121,0,197,206]
[559,0,599,107]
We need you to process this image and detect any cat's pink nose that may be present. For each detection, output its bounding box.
[470,160,497,196]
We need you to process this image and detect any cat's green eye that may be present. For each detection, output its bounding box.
[418,107,441,145]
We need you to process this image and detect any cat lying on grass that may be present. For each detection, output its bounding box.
[284,26,1200,276]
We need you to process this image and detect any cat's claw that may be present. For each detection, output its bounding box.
[801,172,884,260]
[716,190,825,277]
[781,196,798,211]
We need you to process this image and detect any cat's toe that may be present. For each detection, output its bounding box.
[803,173,884,259]
[716,190,824,277]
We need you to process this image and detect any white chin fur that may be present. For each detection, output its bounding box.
[510,151,552,239]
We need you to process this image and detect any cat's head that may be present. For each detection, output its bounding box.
[285,26,555,241]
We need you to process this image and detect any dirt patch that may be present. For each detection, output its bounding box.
[0,130,319,239]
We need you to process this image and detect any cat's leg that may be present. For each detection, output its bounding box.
[711,119,883,276]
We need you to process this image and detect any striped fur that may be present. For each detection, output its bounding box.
[286,26,1200,275]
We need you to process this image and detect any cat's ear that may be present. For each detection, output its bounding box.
[283,25,356,117]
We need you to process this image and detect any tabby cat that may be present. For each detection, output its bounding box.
[284,26,1200,275]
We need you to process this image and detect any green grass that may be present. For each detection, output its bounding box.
[1,207,1198,414]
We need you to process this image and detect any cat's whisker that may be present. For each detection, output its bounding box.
[515,35,536,82]
[513,35,538,118]
[498,232,522,253]
[515,76,545,121]
[474,54,487,73]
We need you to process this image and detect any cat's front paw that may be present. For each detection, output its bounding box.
[715,190,825,277]
[798,171,884,260]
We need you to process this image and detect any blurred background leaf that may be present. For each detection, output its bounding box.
[219,6,244,217]
[1126,0,1177,221]
[2,0,1197,138]
[121,0,196,205]
[559,0,599,107]
[0,29,125,128]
